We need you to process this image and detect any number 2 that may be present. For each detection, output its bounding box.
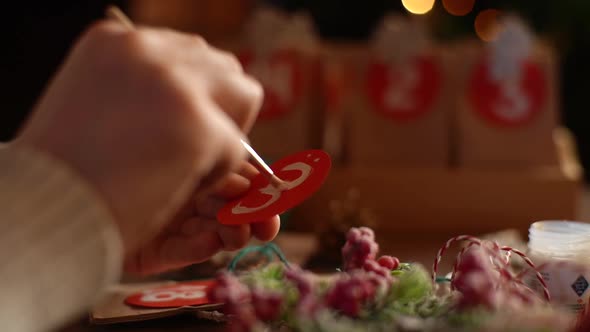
[384,65,418,111]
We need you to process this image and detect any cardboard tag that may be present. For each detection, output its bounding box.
[468,58,546,126]
[125,280,218,308]
[90,281,224,325]
[365,56,441,122]
[218,150,331,225]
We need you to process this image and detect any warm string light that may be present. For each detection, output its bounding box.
[401,0,436,15]
[401,0,502,43]
[474,9,503,42]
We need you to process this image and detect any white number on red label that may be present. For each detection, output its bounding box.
[139,285,207,303]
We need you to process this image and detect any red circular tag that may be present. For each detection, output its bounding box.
[238,49,304,120]
[365,57,441,122]
[218,150,331,225]
[125,280,218,308]
[468,58,546,126]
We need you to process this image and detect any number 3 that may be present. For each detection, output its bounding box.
[232,162,312,214]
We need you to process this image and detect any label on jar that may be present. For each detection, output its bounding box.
[527,260,590,326]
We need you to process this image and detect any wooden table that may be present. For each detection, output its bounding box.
[58,230,524,332]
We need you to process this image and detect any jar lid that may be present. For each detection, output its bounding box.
[528,220,590,258]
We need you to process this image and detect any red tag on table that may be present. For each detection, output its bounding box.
[217,150,331,225]
[468,58,547,127]
[365,56,441,122]
[238,49,304,120]
[125,280,218,308]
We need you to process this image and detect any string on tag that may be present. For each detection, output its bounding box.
[227,242,290,272]
[432,235,551,302]
[371,14,429,65]
[488,15,533,82]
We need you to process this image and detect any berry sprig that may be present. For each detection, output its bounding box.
[208,272,258,332]
[207,227,568,332]
[341,227,380,271]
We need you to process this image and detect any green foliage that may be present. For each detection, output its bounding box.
[389,264,433,305]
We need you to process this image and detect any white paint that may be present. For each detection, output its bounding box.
[494,77,530,121]
[232,161,312,214]
[384,65,418,111]
[140,285,207,303]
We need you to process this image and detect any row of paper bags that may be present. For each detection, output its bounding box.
[218,8,559,169]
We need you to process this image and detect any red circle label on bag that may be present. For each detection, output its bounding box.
[365,57,441,122]
[125,280,218,308]
[218,150,331,225]
[468,59,546,126]
[238,49,304,120]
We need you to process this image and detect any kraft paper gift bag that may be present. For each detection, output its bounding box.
[455,17,559,169]
[228,8,322,162]
[344,16,451,168]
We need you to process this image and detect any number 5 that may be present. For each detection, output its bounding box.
[495,76,529,121]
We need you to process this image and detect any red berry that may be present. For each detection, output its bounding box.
[251,288,283,321]
[359,227,375,239]
[210,272,258,330]
[285,267,314,297]
[377,255,400,270]
[342,228,380,271]
[325,275,372,317]
[347,228,362,242]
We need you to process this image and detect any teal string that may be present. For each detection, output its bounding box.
[227,242,290,272]
[436,276,451,283]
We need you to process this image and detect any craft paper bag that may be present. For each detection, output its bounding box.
[228,8,321,161]
[344,16,451,168]
[319,43,365,165]
[456,17,559,169]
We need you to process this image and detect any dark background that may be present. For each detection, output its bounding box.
[4,1,590,179]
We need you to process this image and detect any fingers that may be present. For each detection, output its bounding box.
[126,215,280,276]
[251,215,281,242]
[211,72,263,133]
[239,161,259,179]
[180,216,279,253]
[181,217,251,250]
[194,44,262,133]
[124,230,223,275]
[211,172,251,199]
[191,102,247,192]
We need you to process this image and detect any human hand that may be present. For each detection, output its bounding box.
[16,20,279,261]
[124,161,280,275]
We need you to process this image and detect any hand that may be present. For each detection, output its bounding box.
[16,20,279,260]
[124,161,280,275]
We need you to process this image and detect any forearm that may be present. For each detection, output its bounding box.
[0,144,123,332]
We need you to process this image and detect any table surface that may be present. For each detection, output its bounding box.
[57,230,516,332]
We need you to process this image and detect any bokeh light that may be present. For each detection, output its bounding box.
[401,0,436,15]
[474,9,503,42]
[442,0,475,16]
